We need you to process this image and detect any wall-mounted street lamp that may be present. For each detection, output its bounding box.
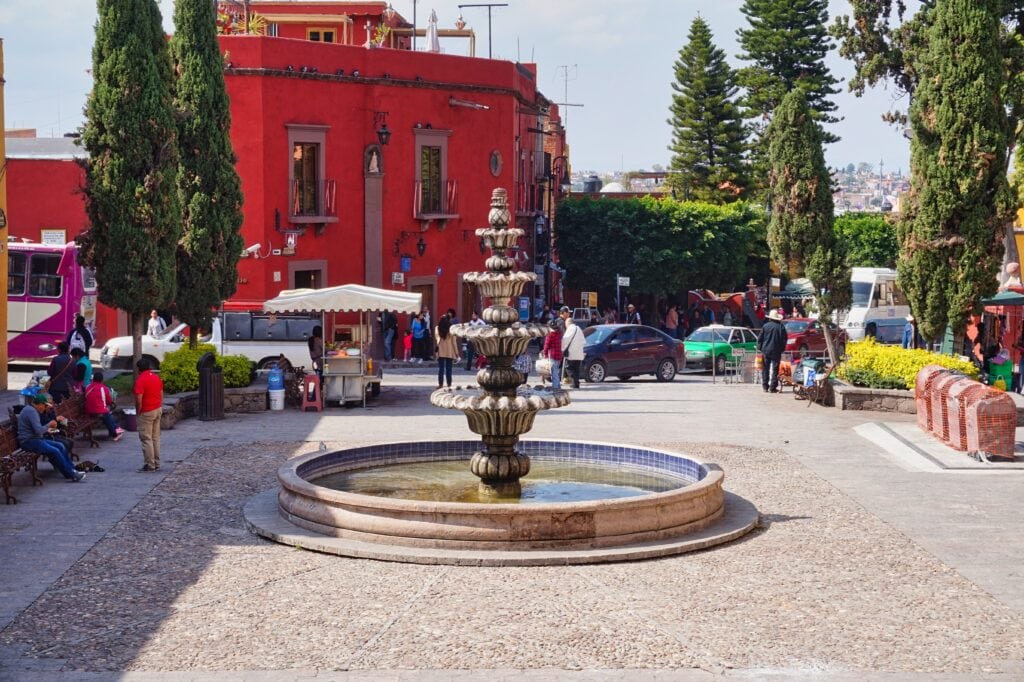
[416,236,427,257]
[374,111,391,146]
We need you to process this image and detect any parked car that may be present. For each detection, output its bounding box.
[581,324,685,383]
[684,325,759,374]
[784,317,847,357]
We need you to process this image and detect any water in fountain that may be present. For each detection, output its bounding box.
[430,187,571,497]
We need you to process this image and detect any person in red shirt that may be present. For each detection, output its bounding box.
[85,371,125,441]
[133,357,164,472]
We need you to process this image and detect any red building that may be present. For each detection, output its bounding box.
[219,0,568,327]
[6,0,568,341]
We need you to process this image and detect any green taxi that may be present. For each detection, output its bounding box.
[683,325,759,374]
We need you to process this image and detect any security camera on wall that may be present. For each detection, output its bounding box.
[241,243,261,257]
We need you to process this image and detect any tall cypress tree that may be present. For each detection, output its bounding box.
[172,0,245,347]
[766,89,849,360]
[78,0,180,368]
[667,17,748,202]
[896,0,1013,343]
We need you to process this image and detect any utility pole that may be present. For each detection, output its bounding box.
[457,3,508,59]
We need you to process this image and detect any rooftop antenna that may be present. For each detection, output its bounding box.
[458,3,508,59]
[555,64,584,125]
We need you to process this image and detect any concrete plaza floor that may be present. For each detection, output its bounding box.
[2,367,1024,680]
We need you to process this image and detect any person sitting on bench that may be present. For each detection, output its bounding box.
[17,393,84,482]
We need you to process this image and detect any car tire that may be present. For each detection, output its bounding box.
[714,354,727,375]
[616,375,632,382]
[586,360,606,383]
[656,359,676,382]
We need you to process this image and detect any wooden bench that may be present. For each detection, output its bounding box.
[0,417,42,505]
[54,394,102,449]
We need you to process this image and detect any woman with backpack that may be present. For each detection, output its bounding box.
[66,315,93,354]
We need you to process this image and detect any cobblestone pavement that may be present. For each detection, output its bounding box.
[2,369,1024,680]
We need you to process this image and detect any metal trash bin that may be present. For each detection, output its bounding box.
[197,352,224,421]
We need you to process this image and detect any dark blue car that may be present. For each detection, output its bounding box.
[581,324,686,383]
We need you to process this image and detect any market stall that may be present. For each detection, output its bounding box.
[263,284,422,407]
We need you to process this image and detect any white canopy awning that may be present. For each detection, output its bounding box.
[263,284,422,314]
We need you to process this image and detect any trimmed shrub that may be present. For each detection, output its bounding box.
[221,355,254,388]
[838,337,978,390]
[160,344,254,394]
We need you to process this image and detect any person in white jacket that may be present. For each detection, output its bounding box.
[559,306,586,388]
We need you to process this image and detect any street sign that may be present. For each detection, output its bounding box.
[517,296,530,322]
[617,276,630,287]
[41,229,66,246]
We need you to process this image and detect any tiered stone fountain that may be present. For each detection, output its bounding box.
[244,186,758,565]
[430,188,570,497]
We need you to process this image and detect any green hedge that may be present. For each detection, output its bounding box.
[838,337,978,390]
[160,344,254,395]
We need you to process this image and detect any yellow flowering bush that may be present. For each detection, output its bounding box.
[838,337,978,390]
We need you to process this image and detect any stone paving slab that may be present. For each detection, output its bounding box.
[4,372,1024,678]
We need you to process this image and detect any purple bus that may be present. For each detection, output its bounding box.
[7,241,97,361]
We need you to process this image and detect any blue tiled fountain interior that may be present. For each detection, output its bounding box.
[299,441,705,483]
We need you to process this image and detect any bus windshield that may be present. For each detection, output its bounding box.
[851,281,872,308]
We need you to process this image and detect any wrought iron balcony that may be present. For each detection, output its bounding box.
[289,179,338,223]
[414,179,459,220]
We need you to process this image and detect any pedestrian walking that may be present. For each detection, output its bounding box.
[465,311,485,370]
[435,317,459,388]
[625,304,641,325]
[665,304,679,339]
[147,309,167,337]
[134,357,164,472]
[758,308,788,393]
[45,341,75,404]
[380,310,397,362]
[66,315,93,355]
[560,306,585,388]
[412,313,428,363]
[542,317,564,390]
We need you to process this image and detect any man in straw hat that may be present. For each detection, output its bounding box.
[757,308,788,393]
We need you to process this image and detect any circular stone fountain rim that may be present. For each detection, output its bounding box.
[281,438,724,514]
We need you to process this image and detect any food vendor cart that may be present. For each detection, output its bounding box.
[263,284,422,407]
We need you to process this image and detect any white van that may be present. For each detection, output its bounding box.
[841,267,910,343]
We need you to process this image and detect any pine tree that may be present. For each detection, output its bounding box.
[896,0,1013,343]
[667,17,748,202]
[172,0,245,347]
[737,0,840,193]
[737,0,839,128]
[78,0,180,369]
[766,90,850,360]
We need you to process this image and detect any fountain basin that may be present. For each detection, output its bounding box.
[267,440,743,555]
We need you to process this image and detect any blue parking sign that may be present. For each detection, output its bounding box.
[518,297,530,322]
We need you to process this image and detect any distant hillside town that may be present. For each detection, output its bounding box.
[566,162,911,214]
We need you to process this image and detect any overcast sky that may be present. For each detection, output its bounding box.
[0,0,911,174]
